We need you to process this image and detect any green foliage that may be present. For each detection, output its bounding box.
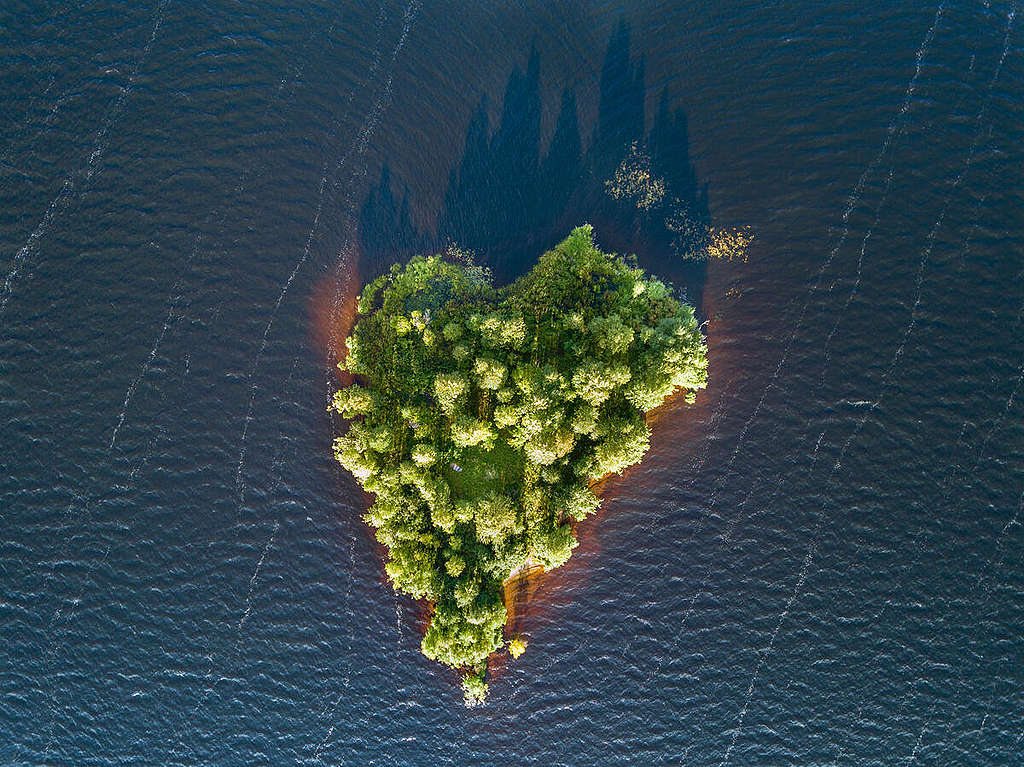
[329,384,377,418]
[473,493,520,545]
[557,484,602,521]
[533,521,577,569]
[411,442,439,467]
[433,372,469,416]
[331,226,707,702]
[462,669,489,706]
[473,357,507,390]
[450,415,497,449]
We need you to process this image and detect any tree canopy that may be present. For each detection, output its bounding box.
[331,226,707,703]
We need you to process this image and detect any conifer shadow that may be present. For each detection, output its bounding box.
[360,20,709,307]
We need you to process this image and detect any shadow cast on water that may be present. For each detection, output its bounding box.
[359,19,710,308]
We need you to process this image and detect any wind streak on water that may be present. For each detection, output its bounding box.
[833,2,1014,479]
[0,0,171,321]
[113,11,346,475]
[233,1,389,504]
[305,3,423,757]
[238,521,280,629]
[657,4,949,626]
[820,3,952,371]
[166,4,421,758]
[720,11,1019,761]
[719,8,1019,762]
[718,0,947,470]
[643,1,948,703]
[234,0,421,504]
[109,235,200,450]
[715,432,827,767]
[893,17,1022,757]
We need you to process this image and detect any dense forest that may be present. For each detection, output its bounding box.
[332,226,707,703]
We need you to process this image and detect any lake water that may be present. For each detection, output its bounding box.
[2,1,1022,764]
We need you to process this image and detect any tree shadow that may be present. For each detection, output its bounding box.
[359,19,709,309]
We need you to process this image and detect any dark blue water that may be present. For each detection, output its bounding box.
[2,2,1022,764]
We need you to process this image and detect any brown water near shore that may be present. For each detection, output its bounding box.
[308,254,362,379]
[309,250,399,589]
[501,559,546,633]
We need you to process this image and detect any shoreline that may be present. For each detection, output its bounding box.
[501,557,546,640]
[503,556,543,585]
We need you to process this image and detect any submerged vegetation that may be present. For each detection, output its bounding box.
[606,140,754,263]
[331,226,707,702]
[605,140,666,211]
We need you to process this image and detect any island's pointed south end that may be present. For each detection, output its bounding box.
[330,226,708,704]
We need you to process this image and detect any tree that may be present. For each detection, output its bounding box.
[556,484,601,520]
[473,493,519,545]
[434,372,469,415]
[330,384,376,417]
[450,415,496,449]
[589,313,635,356]
[462,670,488,706]
[533,521,577,569]
[386,542,441,601]
[592,415,650,478]
[411,442,439,466]
[473,357,507,390]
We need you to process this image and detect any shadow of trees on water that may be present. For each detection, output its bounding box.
[359,19,709,308]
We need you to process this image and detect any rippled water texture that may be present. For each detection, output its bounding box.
[2,1,1022,764]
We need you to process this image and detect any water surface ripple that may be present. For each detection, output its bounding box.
[1,1,1022,765]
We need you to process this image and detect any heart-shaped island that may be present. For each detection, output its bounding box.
[331,225,707,703]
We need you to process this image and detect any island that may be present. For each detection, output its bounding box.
[330,226,708,703]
